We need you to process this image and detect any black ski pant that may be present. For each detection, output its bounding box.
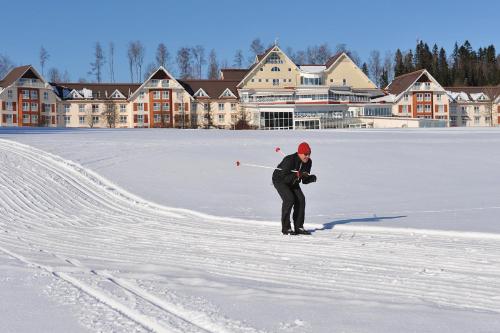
[273,182,305,232]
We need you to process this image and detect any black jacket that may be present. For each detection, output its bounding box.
[272,153,313,187]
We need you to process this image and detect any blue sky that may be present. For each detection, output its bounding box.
[1,0,498,82]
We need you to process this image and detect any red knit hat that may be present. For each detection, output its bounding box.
[297,142,311,155]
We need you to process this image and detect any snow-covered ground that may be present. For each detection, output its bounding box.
[1,128,500,332]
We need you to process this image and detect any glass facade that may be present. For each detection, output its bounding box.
[260,112,293,130]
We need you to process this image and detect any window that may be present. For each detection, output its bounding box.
[64,116,70,124]
[92,116,99,123]
[342,79,346,86]
[424,93,431,101]
[163,114,170,122]
[260,68,263,71]
[438,105,444,113]
[218,103,225,111]
[402,105,408,113]
[5,102,13,111]
[436,94,442,101]
[162,103,170,111]
[417,93,423,102]
[218,114,225,122]
[7,90,13,99]
[273,79,279,86]
[153,91,161,100]
[417,105,424,113]
[4,114,13,123]
[43,92,49,100]
[424,105,432,112]
[23,102,29,111]
[414,82,421,89]
[92,104,99,113]
[258,79,262,82]
[154,114,161,123]
[271,66,280,72]
[79,104,85,113]
[31,90,38,99]
[32,115,39,124]
[231,114,238,122]
[266,53,283,64]
[64,104,70,113]
[139,92,145,100]
[23,114,30,123]
[425,82,431,89]
[231,103,236,111]
[120,104,126,113]
[154,102,161,111]
[79,116,85,124]
[137,114,144,123]
[474,106,480,114]
[120,115,127,124]
[474,116,480,125]
[23,90,30,99]
[404,94,409,101]
[136,103,143,111]
[162,91,169,99]
[30,103,38,111]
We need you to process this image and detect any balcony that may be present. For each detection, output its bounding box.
[145,80,170,88]
[17,79,46,89]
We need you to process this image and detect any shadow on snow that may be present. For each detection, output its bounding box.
[312,215,407,233]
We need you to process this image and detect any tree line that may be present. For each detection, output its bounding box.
[0,39,498,87]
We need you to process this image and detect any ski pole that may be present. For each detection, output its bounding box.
[275,147,286,157]
[235,161,298,173]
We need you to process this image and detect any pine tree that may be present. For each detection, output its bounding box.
[394,49,405,77]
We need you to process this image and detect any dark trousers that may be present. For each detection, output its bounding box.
[273,182,305,232]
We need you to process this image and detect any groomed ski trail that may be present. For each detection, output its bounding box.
[1,138,500,332]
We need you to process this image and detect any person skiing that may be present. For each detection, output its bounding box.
[272,142,317,235]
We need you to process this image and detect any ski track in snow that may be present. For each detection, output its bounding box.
[1,138,500,332]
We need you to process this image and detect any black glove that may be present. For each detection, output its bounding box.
[302,174,317,184]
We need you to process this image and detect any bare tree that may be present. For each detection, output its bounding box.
[191,45,206,79]
[233,49,244,68]
[144,62,157,80]
[306,43,331,64]
[127,41,145,83]
[177,47,193,79]
[89,42,105,83]
[368,50,383,87]
[127,42,134,82]
[203,102,214,129]
[156,43,170,68]
[86,108,97,128]
[249,38,265,62]
[39,46,50,77]
[109,42,115,82]
[207,49,219,79]
[135,41,145,82]
[47,68,61,82]
[383,51,394,83]
[484,86,500,126]
[0,54,14,79]
[62,70,70,82]
[102,101,119,128]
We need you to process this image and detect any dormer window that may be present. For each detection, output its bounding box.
[271,67,280,72]
[424,82,431,89]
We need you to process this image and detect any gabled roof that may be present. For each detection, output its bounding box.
[179,80,240,99]
[238,45,300,88]
[445,86,500,101]
[0,65,44,88]
[53,83,140,100]
[325,52,344,69]
[220,69,248,81]
[385,69,427,95]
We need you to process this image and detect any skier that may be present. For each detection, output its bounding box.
[272,142,317,235]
